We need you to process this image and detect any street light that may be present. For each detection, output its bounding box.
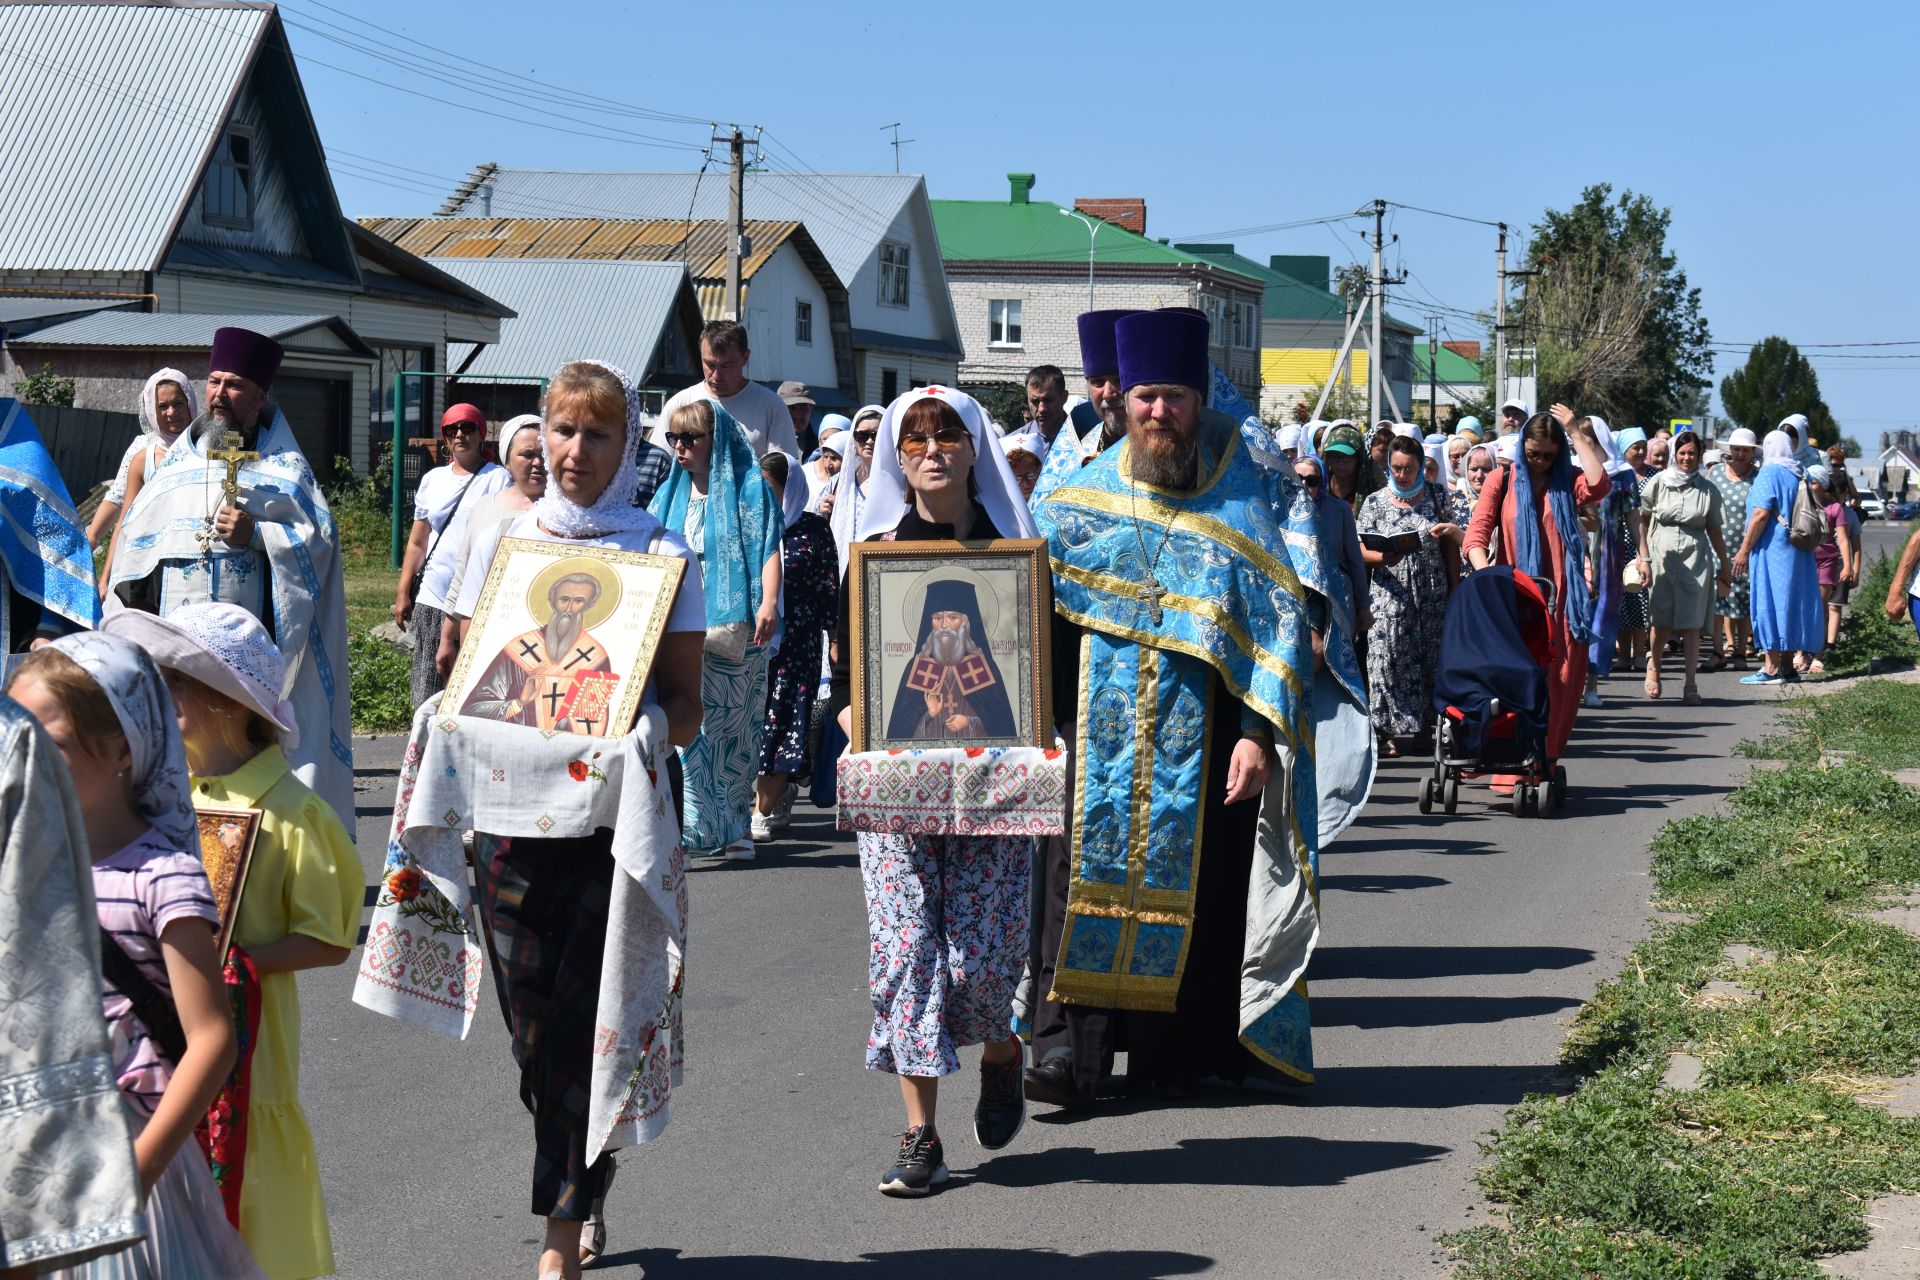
[1058,207,1102,310]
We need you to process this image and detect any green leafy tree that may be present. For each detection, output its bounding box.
[1838,436,1862,458]
[1719,336,1841,448]
[10,362,75,407]
[1514,185,1712,426]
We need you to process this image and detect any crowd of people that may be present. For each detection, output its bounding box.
[0,302,1886,1280]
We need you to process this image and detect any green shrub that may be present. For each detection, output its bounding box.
[348,629,411,732]
[1822,547,1920,675]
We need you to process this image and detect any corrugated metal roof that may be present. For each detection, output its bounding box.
[1415,342,1482,384]
[426,258,689,382]
[362,217,799,282]
[439,170,923,288]
[933,198,1237,272]
[0,3,267,271]
[10,311,370,355]
[0,297,137,324]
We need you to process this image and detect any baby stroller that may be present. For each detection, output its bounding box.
[1420,565,1566,818]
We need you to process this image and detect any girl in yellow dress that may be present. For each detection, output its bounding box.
[106,603,361,1280]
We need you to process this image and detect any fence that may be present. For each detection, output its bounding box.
[29,404,141,504]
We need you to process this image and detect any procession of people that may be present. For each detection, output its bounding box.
[0,308,1864,1280]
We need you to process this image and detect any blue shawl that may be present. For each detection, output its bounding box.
[648,399,783,631]
[1510,435,1593,644]
[0,399,101,631]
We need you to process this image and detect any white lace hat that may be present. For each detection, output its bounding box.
[103,603,299,747]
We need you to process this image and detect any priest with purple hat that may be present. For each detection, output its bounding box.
[1028,308,1139,505]
[1020,308,1371,1109]
[104,326,354,822]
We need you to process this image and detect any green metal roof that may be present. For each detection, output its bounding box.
[931,198,1256,282]
[1174,243,1421,334]
[1415,341,1483,384]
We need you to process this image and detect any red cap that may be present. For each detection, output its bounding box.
[440,403,487,432]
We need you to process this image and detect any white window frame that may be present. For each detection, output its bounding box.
[878,241,911,308]
[795,298,813,346]
[203,125,255,230]
[988,298,1023,347]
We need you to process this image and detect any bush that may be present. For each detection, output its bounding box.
[1823,547,1920,675]
[324,445,393,566]
[348,629,411,732]
[12,362,75,407]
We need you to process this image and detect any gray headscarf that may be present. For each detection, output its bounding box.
[46,632,197,851]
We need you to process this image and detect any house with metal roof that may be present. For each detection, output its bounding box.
[434,166,962,405]
[1412,342,1485,428]
[931,175,1265,404]
[361,217,851,404]
[0,0,513,471]
[1171,244,1422,423]
[417,258,705,420]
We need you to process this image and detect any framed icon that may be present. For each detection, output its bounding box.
[194,804,260,961]
[443,537,687,738]
[848,538,1053,752]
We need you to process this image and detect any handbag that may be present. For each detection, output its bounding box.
[409,471,482,601]
[1787,477,1829,553]
[1622,559,1647,593]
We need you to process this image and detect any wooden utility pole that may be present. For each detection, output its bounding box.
[718,126,746,320]
[1494,222,1508,406]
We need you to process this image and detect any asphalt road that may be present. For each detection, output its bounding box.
[301,647,1817,1279]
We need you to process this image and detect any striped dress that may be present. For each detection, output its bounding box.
[48,831,265,1280]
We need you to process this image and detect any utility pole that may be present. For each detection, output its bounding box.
[1427,314,1441,429]
[880,122,913,173]
[1494,222,1508,408]
[1370,200,1386,427]
[716,126,747,321]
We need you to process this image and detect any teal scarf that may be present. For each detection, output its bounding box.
[648,399,783,632]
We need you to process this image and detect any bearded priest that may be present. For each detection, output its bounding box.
[104,326,354,823]
[1024,307,1370,1107]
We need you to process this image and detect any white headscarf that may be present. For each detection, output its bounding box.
[1585,414,1636,481]
[139,367,198,439]
[496,412,541,452]
[998,422,1049,468]
[1275,422,1306,456]
[531,360,658,538]
[829,405,885,569]
[1422,435,1449,487]
[1761,428,1803,478]
[1392,422,1422,441]
[45,632,197,850]
[1496,434,1520,464]
[853,387,1038,542]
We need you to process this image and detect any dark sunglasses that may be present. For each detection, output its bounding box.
[443,422,483,436]
[663,431,710,447]
[1299,474,1321,490]
[852,429,879,443]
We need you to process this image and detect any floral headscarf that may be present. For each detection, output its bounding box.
[531,360,657,538]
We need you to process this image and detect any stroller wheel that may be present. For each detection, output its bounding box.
[1443,776,1459,814]
[1511,784,1531,818]
[1552,765,1568,806]
[1418,778,1435,815]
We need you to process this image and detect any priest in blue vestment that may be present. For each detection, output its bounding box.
[1023,308,1372,1106]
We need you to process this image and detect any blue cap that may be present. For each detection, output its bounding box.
[1076,309,1140,379]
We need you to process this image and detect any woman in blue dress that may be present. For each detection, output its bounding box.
[1733,429,1823,685]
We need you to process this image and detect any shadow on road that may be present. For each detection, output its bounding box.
[973,1134,1447,1190]
[1309,994,1581,1029]
[1324,836,1499,857]
[1310,1062,1567,1109]
[1307,945,1592,981]
[1317,873,1450,894]
[610,1248,1216,1279]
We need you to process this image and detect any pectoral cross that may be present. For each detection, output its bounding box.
[198,429,258,554]
[1140,579,1167,626]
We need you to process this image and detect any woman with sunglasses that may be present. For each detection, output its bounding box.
[825,387,1040,1198]
[1295,452,1371,649]
[828,405,885,570]
[650,398,785,861]
[392,403,509,705]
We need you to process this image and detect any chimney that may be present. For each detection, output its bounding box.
[1442,340,1482,361]
[1008,173,1035,205]
[1074,198,1146,235]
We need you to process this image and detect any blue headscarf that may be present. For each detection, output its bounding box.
[649,398,783,634]
[1509,424,1593,644]
[0,400,100,632]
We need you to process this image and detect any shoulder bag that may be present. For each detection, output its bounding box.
[1787,478,1829,553]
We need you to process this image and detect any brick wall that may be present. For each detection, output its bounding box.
[0,271,145,296]
[950,277,1238,388]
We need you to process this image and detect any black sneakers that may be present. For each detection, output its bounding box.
[1023,1054,1094,1110]
[878,1125,948,1197]
[974,1048,1027,1150]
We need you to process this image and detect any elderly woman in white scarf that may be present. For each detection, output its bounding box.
[92,367,197,577]
[804,413,850,514]
[1731,429,1825,685]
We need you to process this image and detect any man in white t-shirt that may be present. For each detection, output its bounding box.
[654,320,801,463]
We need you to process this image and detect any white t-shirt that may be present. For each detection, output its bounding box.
[654,381,800,463]
[453,509,708,637]
[413,463,510,611]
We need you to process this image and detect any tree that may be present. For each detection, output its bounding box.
[1513,185,1713,427]
[1838,436,1862,458]
[1719,336,1842,448]
[10,362,74,407]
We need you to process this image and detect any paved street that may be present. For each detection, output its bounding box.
[294,628,1840,1280]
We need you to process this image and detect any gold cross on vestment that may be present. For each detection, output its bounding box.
[198,429,258,553]
[1139,578,1167,625]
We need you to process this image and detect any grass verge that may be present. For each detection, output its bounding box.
[1446,684,1920,1278]
[332,473,413,734]
[1738,678,1920,773]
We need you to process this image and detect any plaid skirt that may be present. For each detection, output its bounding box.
[473,831,616,1220]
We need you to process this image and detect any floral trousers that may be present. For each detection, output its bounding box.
[858,831,1031,1077]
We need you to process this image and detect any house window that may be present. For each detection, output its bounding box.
[1202,295,1224,341]
[881,368,899,402]
[203,127,254,229]
[795,299,813,345]
[988,299,1023,347]
[879,241,910,308]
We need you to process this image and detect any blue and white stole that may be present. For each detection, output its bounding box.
[0,399,101,632]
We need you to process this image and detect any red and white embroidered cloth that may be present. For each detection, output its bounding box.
[836,746,1069,837]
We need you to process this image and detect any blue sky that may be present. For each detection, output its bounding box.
[296,0,1919,442]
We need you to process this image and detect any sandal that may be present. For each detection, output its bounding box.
[1807,659,1825,675]
[1644,660,1662,700]
[1379,738,1401,759]
[580,1156,616,1268]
